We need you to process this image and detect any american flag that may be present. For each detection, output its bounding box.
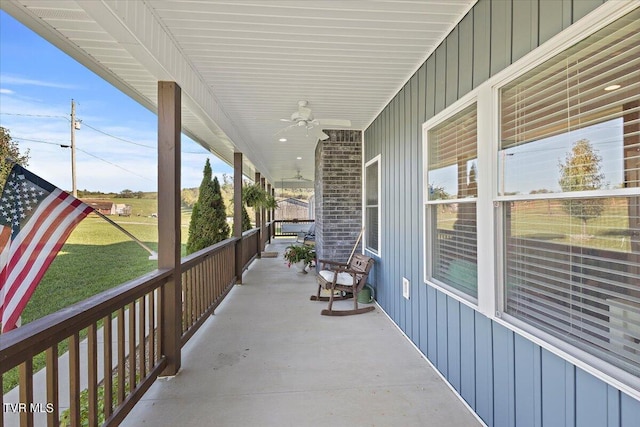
[0,164,93,333]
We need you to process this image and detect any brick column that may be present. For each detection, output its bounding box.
[314,130,363,263]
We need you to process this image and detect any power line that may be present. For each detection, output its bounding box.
[75,147,153,182]
[13,136,69,147]
[12,135,153,182]
[81,122,155,149]
[4,112,212,154]
[0,112,69,121]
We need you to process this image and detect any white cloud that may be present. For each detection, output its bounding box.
[0,74,78,89]
[0,88,14,94]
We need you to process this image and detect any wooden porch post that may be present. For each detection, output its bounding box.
[254,172,261,257]
[158,81,182,376]
[234,152,243,284]
[260,177,266,250]
[272,187,276,238]
[266,182,272,244]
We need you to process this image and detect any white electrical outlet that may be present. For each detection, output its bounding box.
[402,277,410,300]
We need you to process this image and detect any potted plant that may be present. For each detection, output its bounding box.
[242,183,266,208]
[283,244,316,273]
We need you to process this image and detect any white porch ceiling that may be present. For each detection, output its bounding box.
[1,0,476,188]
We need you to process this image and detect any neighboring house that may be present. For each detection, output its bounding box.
[83,199,116,215]
[362,2,640,425]
[275,198,310,220]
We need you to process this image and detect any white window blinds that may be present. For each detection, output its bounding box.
[500,9,640,377]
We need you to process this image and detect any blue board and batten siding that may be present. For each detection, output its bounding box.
[363,0,640,426]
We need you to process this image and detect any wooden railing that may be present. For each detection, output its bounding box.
[0,229,263,427]
[0,270,171,427]
[181,239,237,346]
[273,219,314,237]
[242,229,260,268]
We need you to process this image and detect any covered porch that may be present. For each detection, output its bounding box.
[120,238,479,427]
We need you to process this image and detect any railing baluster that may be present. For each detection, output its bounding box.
[191,266,197,319]
[117,308,125,405]
[156,287,163,361]
[186,269,192,330]
[69,333,80,426]
[214,254,219,302]
[19,359,34,427]
[197,263,203,313]
[46,346,59,427]
[149,291,155,366]
[139,295,146,378]
[103,315,113,420]
[204,258,210,309]
[88,323,98,426]
[128,302,136,391]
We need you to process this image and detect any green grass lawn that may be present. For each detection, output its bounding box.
[435,198,632,252]
[509,198,632,252]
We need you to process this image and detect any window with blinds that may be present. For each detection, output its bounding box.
[365,156,380,254]
[500,9,640,377]
[426,103,478,299]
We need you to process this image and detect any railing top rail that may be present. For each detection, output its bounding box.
[242,228,260,237]
[0,268,172,372]
[181,236,239,270]
[1,230,264,373]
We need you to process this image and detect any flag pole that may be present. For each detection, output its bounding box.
[93,210,158,260]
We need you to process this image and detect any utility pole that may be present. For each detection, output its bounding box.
[70,99,77,197]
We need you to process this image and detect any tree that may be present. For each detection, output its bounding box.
[119,189,134,198]
[210,176,230,243]
[558,139,605,236]
[186,159,230,254]
[241,204,252,232]
[0,126,30,189]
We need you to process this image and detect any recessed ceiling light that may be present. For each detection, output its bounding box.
[296,157,302,160]
[604,84,621,91]
[279,138,287,142]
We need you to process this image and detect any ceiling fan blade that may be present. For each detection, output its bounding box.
[309,127,330,141]
[274,124,295,136]
[316,119,351,127]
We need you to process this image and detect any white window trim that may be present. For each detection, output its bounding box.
[419,0,640,399]
[490,1,640,398]
[422,92,480,307]
[364,155,381,256]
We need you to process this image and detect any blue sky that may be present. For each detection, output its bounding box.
[0,11,232,193]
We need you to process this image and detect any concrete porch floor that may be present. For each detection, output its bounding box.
[121,238,482,427]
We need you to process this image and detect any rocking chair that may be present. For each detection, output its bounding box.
[314,253,375,316]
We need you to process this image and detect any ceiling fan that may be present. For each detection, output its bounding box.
[282,170,312,182]
[280,170,313,188]
[277,100,351,141]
